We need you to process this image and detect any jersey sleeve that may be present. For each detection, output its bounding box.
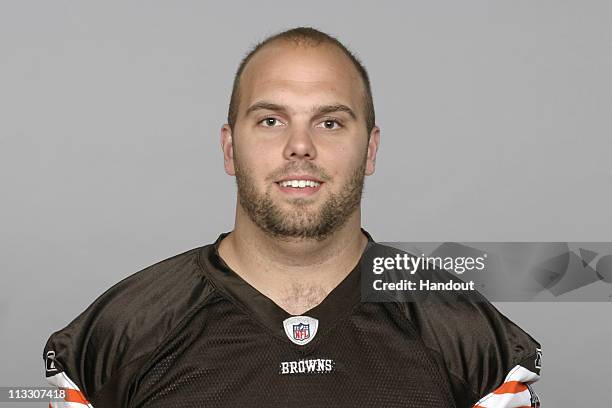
[457,299,542,407]
[41,246,217,407]
[42,276,170,407]
[404,295,542,407]
[472,363,541,407]
[41,269,164,406]
[43,309,103,407]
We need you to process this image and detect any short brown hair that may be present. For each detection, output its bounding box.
[227,27,375,135]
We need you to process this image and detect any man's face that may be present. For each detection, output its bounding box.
[221,42,380,241]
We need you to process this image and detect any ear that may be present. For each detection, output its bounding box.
[365,125,380,176]
[221,124,236,176]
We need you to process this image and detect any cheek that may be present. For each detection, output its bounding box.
[234,142,279,180]
[320,144,366,175]
[236,128,282,158]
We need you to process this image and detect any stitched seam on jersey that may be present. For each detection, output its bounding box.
[88,285,218,408]
[492,302,541,364]
[83,249,209,403]
[423,345,478,405]
[86,247,211,396]
[53,247,204,400]
[423,327,539,405]
[88,353,150,406]
[394,302,476,406]
[91,300,217,406]
[515,351,539,375]
[127,289,219,408]
[518,351,538,365]
[410,297,540,402]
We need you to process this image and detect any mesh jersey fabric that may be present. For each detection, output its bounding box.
[43,229,541,407]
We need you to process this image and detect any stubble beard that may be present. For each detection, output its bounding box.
[234,158,366,242]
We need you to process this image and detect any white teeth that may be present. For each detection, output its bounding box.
[279,180,321,188]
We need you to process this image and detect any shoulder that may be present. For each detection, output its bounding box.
[397,296,541,406]
[43,244,218,403]
[366,242,541,404]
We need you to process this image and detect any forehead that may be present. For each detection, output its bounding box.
[238,42,365,114]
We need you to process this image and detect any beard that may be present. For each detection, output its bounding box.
[234,156,366,241]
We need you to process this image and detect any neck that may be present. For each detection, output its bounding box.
[218,207,368,315]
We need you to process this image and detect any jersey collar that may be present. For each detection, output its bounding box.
[199,228,376,345]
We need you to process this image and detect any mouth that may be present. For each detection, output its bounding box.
[274,177,324,196]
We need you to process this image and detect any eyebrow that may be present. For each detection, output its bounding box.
[245,101,357,120]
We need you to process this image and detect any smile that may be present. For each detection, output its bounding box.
[278,180,321,188]
[275,177,324,196]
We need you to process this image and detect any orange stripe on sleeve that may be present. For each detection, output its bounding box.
[492,381,528,394]
[62,388,91,404]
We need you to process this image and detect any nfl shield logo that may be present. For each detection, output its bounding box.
[283,315,319,345]
[293,323,310,341]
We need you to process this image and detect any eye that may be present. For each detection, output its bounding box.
[259,117,284,127]
[316,119,343,130]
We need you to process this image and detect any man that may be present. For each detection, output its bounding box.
[43,27,541,407]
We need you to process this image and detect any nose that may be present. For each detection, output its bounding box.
[282,125,317,161]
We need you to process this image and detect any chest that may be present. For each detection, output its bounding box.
[129,301,456,408]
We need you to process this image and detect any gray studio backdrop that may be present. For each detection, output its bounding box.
[1,1,611,406]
